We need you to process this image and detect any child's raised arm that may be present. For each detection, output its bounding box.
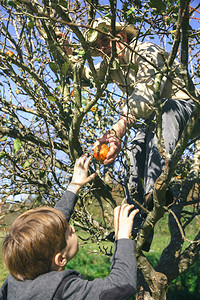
[55,155,96,221]
[67,154,97,194]
[114,204,139,240]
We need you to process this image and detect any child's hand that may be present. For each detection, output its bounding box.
[114,204,139,240]
[67,154,97,194]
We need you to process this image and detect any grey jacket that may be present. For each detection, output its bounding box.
[83,40,191,119]
[0,190,137,300]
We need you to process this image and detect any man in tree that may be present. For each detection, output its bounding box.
[58,17,200,250]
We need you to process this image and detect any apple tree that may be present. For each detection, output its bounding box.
[0,0,200,299]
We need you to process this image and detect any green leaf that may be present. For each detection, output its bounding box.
[61,62,70,75]
[82,98,88,106]
[49,62,59,73]
[140,177,144,188]
[40,170,46,178]
[34,58,41,62]
[8,1,16,7]
[87,30,99,43]
[55,85,61,93]
[149,0,166,11]
[0,151,6,159]
[127,6,135,16]
[47,96,56,102]
[13,139,21,154]
[27,21,34,29]
[77,49,86,57]
[23,158,33,169]
[60,0,68,8]
[112,60,120,70]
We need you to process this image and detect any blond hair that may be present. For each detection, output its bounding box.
[2,207,68,281]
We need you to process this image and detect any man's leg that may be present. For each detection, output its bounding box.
[126,99,198,251]
[144,99,196,197]
[125,126,147,232]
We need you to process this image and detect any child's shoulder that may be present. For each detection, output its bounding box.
[0,276,8,300]
[54,270,83,298]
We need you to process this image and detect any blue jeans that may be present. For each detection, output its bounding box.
[125,98,200,230]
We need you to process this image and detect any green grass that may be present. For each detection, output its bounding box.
[0,234,9,286]
[167,260,200,300]
[67,246,111,280]
[66,228,113,279]
[143,213,200,300]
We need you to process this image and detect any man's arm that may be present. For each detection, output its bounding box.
[92,115,135,165]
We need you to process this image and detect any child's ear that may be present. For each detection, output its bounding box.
[51,253,67,271]
[55,252,67,267]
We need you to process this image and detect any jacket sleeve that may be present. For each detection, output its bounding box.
[123,42,170,119]
[0,278,8,300]
[82,60,108,83]
[54,190,78,222]
[60,239,137,299]
[123,42,190,119]
[83,42,169,119]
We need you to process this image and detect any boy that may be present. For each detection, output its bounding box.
[0,154,139,300]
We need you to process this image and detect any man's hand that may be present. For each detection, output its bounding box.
[114,204,139,240]
[55,31,73,56]
[67,154,96,194]
[92,117,128,164]
[92,130,121,165]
